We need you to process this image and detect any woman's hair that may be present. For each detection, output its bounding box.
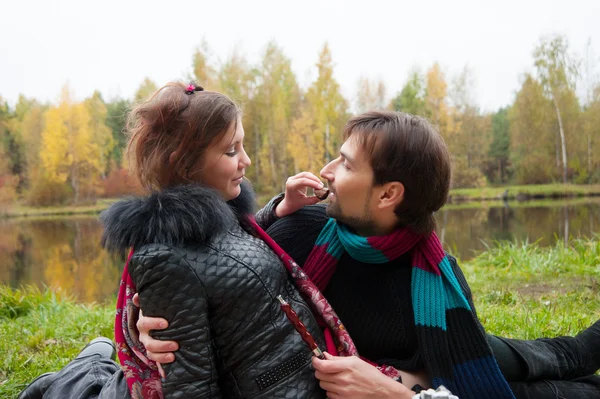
[126,82,240,191]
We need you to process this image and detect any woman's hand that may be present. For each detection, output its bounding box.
[133,293,179,377]
[312,353,416,399]
[275,172,325,218]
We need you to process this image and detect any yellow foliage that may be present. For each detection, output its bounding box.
[40,85,104,203]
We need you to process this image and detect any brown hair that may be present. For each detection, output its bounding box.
[126,82,240,191]
[343,111,451,234]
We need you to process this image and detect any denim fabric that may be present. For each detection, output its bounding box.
[41,354,129,399]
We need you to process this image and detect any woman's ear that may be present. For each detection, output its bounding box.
[168,151,179,166]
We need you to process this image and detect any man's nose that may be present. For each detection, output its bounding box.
[320,161,334,181]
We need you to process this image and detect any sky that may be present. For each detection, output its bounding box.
[1,0,599,112]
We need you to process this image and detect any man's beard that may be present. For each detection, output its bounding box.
[326,199,378,236]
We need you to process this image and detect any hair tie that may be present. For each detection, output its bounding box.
[185,83,205,95]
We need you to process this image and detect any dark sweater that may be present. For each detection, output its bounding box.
[266,204,424,371]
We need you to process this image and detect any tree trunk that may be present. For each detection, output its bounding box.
[552,96,568,184]
[325,123,330,163]
[254,125,260,190]
[588,133,593,180]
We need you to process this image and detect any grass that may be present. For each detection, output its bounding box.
[1,238,599,397]
[0,286,114,397]
[460,237,600,338]
[450,183,600,202]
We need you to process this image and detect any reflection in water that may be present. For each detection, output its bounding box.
[435,200,600,259]
[0,217,122,304]
[1,200,599,303]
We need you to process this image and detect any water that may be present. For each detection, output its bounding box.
[1,199,599,303]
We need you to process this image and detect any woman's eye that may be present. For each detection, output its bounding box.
[226,151,238,157]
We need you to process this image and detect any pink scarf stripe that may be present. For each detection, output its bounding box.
[420,233,447,270]
[368,229,422,260]
[302,245,338,291]
[412,249,442,275]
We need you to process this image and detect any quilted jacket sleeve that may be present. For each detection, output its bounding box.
[254,193,284,230]
[129,246,222,399]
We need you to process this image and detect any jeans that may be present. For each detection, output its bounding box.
[41,353,129,399]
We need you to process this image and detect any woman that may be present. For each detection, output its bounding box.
[19,82,335,399]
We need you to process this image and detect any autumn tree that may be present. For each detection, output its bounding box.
[192,40,220,90]
[252,42,301,193]
[40,85,103,204]
[84,91,115,176]
[134,77,158,103]
[533,34,579,184]
[302,43,348,166]
[448,66,490,188]
[355,76,386,113]
[425,63,451,132]
[509,75,556,184]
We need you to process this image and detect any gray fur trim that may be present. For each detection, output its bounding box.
[101,180,256,254]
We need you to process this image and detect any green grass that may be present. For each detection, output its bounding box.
[450,183,600,202]
[0,286,114,397]
[460,237,600,338]
[2,238,599,397]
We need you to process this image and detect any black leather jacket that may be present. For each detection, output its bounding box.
[101,182,326,399]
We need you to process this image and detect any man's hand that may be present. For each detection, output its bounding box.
[275,172,325,218]
[132,293,179,378]
[312,353,415,399]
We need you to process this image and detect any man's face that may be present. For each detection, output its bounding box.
[320,136,378,234]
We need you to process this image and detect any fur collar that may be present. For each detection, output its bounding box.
[101,180,256,254]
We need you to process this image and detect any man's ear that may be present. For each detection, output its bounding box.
[378,181,404,210]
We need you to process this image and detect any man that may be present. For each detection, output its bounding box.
[139,111,600,398]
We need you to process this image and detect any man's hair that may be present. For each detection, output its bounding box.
[126,82,240,191]
[343,111,452,235]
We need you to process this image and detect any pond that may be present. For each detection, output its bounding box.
[1,198,598,303]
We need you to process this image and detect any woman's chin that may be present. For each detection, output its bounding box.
[225,186,241,201]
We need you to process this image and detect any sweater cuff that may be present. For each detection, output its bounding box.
[255,193,285,230]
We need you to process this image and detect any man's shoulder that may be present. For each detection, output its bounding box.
[266,204,329,258]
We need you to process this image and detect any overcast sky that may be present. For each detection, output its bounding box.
[1,0,599,112]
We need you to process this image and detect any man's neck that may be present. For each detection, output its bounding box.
[355,216,399,237]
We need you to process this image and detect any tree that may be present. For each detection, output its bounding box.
[448,66,490,188]
[191,40,220,90]
[533,34,579,184]
[40,85,103,204]
[304,43,348,166]
[509,75,556,184]
[355,76,386,113]
[252,42,301,193]
[134,78,158,103]
[487,107,510,183]
[389,70,427,116]
[105,97,131,168]
[425,63,451,131]
[84,91,115,176]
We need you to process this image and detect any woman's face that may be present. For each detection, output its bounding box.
[195,119,251,200]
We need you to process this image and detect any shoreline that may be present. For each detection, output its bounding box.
[2,184,600,219]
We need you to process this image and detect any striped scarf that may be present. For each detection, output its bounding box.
[302,218,515,399]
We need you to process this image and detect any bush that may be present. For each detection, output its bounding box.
[0,174,19,206]
[25,176,72,206]
[101,168,144,197]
